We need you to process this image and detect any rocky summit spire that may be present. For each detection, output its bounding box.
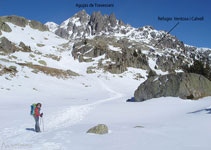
[109,13,117,27]
[75,9,87,16]
[89,11,104,33]
[54,10,126,39]
[88,11,119,34]
[74,9,90,23]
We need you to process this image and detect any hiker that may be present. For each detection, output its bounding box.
[33,103,43,132]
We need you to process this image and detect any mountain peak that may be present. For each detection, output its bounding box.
[45,22,59,32]
[74,9,88,17]
[109,13,117,27]
[52,11,160,41]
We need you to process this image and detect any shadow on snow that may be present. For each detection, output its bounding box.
[25,128,35,132]
[188,108,211,114]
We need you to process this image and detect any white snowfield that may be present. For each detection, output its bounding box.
[0,18,211,150]
[1,73,211,150]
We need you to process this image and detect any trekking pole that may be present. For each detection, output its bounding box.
[41,117,44,132]
[39,117,42,131]
[39,117,42,127]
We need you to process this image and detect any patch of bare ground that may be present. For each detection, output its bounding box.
[0,65,17,76]
[17,63,79,79]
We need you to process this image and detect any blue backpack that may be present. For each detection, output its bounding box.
[30,104,37,115]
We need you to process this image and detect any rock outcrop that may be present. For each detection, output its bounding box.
[134,73,211,101]
[88,11,118,34]
[0,15,49,31]
[0,21,12,32]
[19,42,32,52]
[156,55,184,73]
[0,38,32,53]
[72,36,150,74]
[0,15,28,27]
[0,37,18,53]
[29,20,49,31]
[87,124,108,134]
[155,34,185,50]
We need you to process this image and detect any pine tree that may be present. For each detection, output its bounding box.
[183,59,211,81]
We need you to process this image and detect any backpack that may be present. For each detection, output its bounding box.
[30,104,37,115]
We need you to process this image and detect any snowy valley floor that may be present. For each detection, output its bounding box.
[0,74,211,150]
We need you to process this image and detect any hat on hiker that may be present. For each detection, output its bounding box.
[36,103,42,107]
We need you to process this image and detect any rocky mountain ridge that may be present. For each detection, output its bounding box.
[0,11,210,79]
[44,10,211,75]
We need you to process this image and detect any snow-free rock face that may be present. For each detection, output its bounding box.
[87,124,108,134]
[0,37,18,53]
[0,21,12,32]
[0,37,31,53]
[0,15,28,27]
[19,42,32,52]
[71,34,210,74]
[88,11,119,34]
[72,36,150,74]
[29,20,49,31]
[134,73,211,101]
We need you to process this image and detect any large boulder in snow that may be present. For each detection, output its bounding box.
[134,73,211,102]
[87,124,108,134]
[0,21,12,32]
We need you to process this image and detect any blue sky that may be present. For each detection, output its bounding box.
[0,0,211,48]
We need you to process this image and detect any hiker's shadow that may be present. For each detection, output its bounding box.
[25,128,35,132]
[205,108,211,114]
[188,108,211,114]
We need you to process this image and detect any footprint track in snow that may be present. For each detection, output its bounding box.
[46,78,123,129]
[0,78,124,146]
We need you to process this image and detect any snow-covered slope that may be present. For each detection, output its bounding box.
[1,74,211,150]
